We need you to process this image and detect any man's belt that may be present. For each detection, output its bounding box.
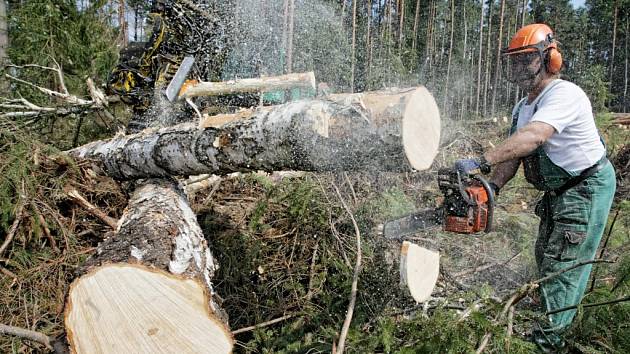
[549,156,608,197]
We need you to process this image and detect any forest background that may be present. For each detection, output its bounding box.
[0,0,629,353]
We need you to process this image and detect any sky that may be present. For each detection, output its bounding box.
[571,0,586,8]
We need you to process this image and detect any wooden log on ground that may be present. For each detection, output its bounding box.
[69,86,440,179]
[65,264,232,354]
[66,179,232,353]
[400,241,440,303]
[180,71,316,99]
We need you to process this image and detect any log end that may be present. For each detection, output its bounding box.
[402,87,441,171]
[400,241,440,303]
[65,263,233,354]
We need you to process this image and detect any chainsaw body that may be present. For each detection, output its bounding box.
[439,169,492,234]
[382,168,494,239]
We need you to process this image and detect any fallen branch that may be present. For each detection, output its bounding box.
[589,209,620,292]
[2,63,116,120]
[65,188,119,229]
[0,265,17,279]
[31,201,59,253]
[546,295,630,316]
[475,258,616,353]
[231,314,295,335]
[332,181,362,354]
[0,323,55,351]
[0,197,25,257]
[453,252,521,278]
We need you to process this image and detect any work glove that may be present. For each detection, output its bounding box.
[454,158,481,175]
[454,156,491,175]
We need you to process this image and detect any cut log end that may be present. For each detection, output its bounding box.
[402,87,441,171]
[65,263,233,354]
[400,241,440,303]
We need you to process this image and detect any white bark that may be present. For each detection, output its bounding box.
[69,87,441,179]
[67,179,231,352]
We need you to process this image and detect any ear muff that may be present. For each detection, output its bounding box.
[545,47,563,74]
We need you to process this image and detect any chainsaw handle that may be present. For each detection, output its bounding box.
[474,175,495,233]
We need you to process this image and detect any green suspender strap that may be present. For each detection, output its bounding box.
[508,81,605,192]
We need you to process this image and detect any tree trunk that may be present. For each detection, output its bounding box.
[65,179,232,353]
[459,2,468,121]
[609,0,618,101]
[515,0,527,104]
[0,0,7,64]
[442,0,454,117]
[491,0,505,117]
[118,0,128,46]
[351,0,357,92]
[475,3,485,116]
[366,0,373,88]
[412,0,420,52]
[180,72,316,98]
[425,0,434,70]
[69,87,441,179]
[482,2,493,117]
[282,0,289,63]
[398,0,405,51]
[286,0,295,74]
[133,5,138,42]
[624,18,628,113]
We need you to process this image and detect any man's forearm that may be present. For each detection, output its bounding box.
[491,158,520,188]
[484,131,542,165]
[483,121,555,166]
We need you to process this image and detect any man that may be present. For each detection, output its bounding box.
[454,23,616,352]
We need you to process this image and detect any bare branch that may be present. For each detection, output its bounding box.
[332,180,362,354]
[0,323,54,350]
[232,314,295,335]
[0,193,25,257]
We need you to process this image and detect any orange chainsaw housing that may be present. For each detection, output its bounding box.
[443,185,489,234]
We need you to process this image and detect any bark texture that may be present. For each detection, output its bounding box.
[66,179,231,352]
[77,179,222,315]
[70,87,440,179]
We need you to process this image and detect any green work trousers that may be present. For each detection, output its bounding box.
[533,161,616,351]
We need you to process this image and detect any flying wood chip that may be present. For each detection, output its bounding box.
[400,241,440,303]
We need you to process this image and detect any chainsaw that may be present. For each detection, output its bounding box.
[382,168,495,239]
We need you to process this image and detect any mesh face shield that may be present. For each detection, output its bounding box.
[500,39,552,84]
[501,51,543,84]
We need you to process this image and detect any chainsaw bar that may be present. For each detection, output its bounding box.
[382,208,443,240]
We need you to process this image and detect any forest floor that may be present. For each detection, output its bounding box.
[0,113,629,353]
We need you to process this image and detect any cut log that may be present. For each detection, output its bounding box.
[400,241,440,303]
[65,263,233,354]
[180,71,316,98]
[66,179,232,353]
[69,86,440,179]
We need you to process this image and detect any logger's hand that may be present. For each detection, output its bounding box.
[454,158,481,175]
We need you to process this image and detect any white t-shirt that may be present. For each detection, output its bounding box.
[512,79,605,172]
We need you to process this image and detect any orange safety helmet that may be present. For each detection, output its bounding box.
[502,23,563,74]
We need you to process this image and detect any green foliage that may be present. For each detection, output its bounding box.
[0,128,61,233]
[574,64,614,112]
[355,187,415,222]
[7,0,118,96]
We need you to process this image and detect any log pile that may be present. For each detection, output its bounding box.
[59,83,440,353]
[612,112,630,126]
